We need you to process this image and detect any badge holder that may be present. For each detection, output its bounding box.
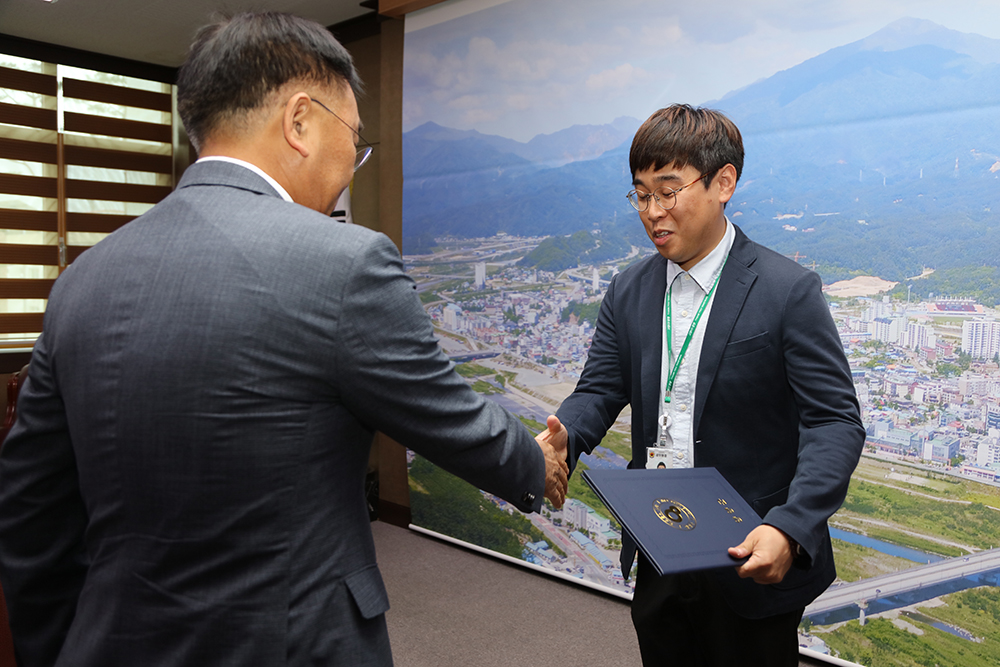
[646,413,673,469]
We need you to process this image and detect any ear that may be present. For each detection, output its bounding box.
[282,92,314,158]
[715,163,738,204]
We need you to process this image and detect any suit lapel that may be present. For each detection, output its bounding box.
[639,257,667,450]
[694,226,757,437]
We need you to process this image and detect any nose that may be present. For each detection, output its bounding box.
[644,201,668,222]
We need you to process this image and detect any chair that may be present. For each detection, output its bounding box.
[1,365,28,446]
[0,364,28,667]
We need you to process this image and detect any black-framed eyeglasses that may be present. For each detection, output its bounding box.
[310,98,374,171]
[626,172,710,212]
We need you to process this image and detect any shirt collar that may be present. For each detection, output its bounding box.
[666,217,735,293]
[195,156,294,203]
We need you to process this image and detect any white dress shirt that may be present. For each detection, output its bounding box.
[659,218,735,468]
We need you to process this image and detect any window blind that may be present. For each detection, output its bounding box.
[0,54,175,347]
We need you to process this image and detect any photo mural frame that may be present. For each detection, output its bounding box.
[401,2,1000,664]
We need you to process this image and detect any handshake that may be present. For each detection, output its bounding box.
[535,415,569,509]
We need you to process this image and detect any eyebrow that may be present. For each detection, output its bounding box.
[633,173,684,188]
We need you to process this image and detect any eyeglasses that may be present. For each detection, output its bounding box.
[626,172,710,212]
[310,98,374,171]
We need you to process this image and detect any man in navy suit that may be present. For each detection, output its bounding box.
[546,105,865,666]
[0,12,568,667]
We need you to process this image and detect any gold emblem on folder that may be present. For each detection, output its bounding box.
[653,498,697,530]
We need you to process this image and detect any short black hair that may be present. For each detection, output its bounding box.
[177,12,362,152]
[629,104,744,187]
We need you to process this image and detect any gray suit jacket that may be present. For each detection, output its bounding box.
[556,224,865,618]
[0,161,545,666]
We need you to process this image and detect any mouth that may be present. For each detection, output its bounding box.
[652,230,672,245]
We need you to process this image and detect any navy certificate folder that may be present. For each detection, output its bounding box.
[582,467,761,576]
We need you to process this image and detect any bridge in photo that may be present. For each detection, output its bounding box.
[449,351,501,364]
[805,547,1000,620]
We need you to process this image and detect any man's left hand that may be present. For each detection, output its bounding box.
[728,525,795,584]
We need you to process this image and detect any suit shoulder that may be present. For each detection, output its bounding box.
[615,253,664,283]
[750,240,806,270]
[745,239,817,286]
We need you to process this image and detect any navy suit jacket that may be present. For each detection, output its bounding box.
[0,161,545,666]
[556,223,865,618]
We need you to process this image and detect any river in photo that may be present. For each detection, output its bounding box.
[902,611,981,642]
[830,527,944,564]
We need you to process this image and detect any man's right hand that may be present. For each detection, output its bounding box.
[535,415,568,508]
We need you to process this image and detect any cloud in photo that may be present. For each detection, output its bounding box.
[403,0,1000,141]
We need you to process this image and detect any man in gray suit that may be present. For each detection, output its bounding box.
[0,12,567,667]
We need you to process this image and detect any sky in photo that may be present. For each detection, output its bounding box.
[403,0,1000,141]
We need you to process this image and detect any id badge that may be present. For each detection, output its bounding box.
[647,412,673,469]
[646,446,671,469]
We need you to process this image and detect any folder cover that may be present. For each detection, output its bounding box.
[582,467,761,576]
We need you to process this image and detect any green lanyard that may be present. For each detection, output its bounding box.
[664,259,727,404]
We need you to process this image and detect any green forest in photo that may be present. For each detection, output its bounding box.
[408,456,547,559]
[821,588,1000,667]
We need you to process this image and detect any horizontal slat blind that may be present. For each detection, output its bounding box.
[0,58,59,343]
[0,55,176,346]
[61,64,173,265]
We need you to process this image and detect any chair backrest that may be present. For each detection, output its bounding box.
[0,365,28,448]
[0,364,28,667]
[0,584,13,667]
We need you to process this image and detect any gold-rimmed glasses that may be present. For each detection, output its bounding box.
[626,172,710,212]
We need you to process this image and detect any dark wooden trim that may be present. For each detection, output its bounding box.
[0,243,58,265]
[64,144,173,174]
[377,500,412,528]
[64,112,172,144]
[0,209,57,232]
[0,279,55,299]
[0,173,57,198]
[0,351,33,374]
[0,137,57,164]
[63,78,172,112]
[66,212,134,234]
[0,102,57,131]
[378,18,404,249]
[0,313,44,335]
[64,178,171,204]
[378,0,447,18]
[0,66,56,96]
[0,33,177,84]
[56,134,66,271]
[328,12,383,44]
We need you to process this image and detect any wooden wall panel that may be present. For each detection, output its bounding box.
[378,0,447,18]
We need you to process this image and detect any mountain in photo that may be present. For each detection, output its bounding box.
[403,18,1000,287]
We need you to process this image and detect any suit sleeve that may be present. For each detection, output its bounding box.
[555,273,629,476]
[334,233,545,513]
[762,270,866,563]
[0,331,90,667]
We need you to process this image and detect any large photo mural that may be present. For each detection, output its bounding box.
[401,1,1000,664]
